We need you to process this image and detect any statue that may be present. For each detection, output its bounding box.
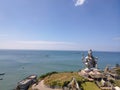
[82,49,98,70]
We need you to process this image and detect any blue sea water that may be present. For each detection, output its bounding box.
[0,50,120,90]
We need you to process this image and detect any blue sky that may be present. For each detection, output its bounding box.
[0,0,120,51]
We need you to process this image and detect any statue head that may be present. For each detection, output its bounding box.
[88,49,92,56]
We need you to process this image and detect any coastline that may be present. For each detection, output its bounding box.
[28,66,120,90]
[0,50,120,90]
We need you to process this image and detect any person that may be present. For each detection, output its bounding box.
[84,49,97,69]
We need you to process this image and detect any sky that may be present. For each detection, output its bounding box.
[0,0,120,51]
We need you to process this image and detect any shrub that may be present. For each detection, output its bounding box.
[44,72,84,88]
[39,71,58,79]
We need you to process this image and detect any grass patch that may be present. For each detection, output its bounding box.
[114,80,120,87]
[81,82,101,90]
[39,71,120,90]
[39,71,58,80]
[43,72,101,90]
[44,72,86,88]
[116,68,120,75]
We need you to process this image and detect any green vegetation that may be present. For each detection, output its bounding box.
[110,79,120,87]
[116,68,120,75]
[81,82,101,90]
[44,72,84,88]
[114,80,120,87]
[113,67,120,87]
[29,67,120,90]
[39,71,58,80]
[42,72,100,90]
[34,69,120,90]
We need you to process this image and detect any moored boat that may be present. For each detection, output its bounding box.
[0,73,5,75]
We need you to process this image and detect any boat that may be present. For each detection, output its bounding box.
[0,78,3,80]
[0,73,5,75]
[16,75,37,90]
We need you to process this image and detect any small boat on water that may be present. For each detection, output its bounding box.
[0,73,5,75]
[16,75,37,90]
[0,78,3,80]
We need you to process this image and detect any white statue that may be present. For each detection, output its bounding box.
[82,49,98,70]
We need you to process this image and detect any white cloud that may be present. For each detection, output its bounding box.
[17,41,74,45]
[0,40,120,51]
[0,40,77,50]
[74,0,86,6]
[113,37,120,41]
[0,34,8,37]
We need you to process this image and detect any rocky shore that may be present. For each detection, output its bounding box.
[28,66,120,90]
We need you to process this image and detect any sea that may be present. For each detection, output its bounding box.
[0,50,120,90]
